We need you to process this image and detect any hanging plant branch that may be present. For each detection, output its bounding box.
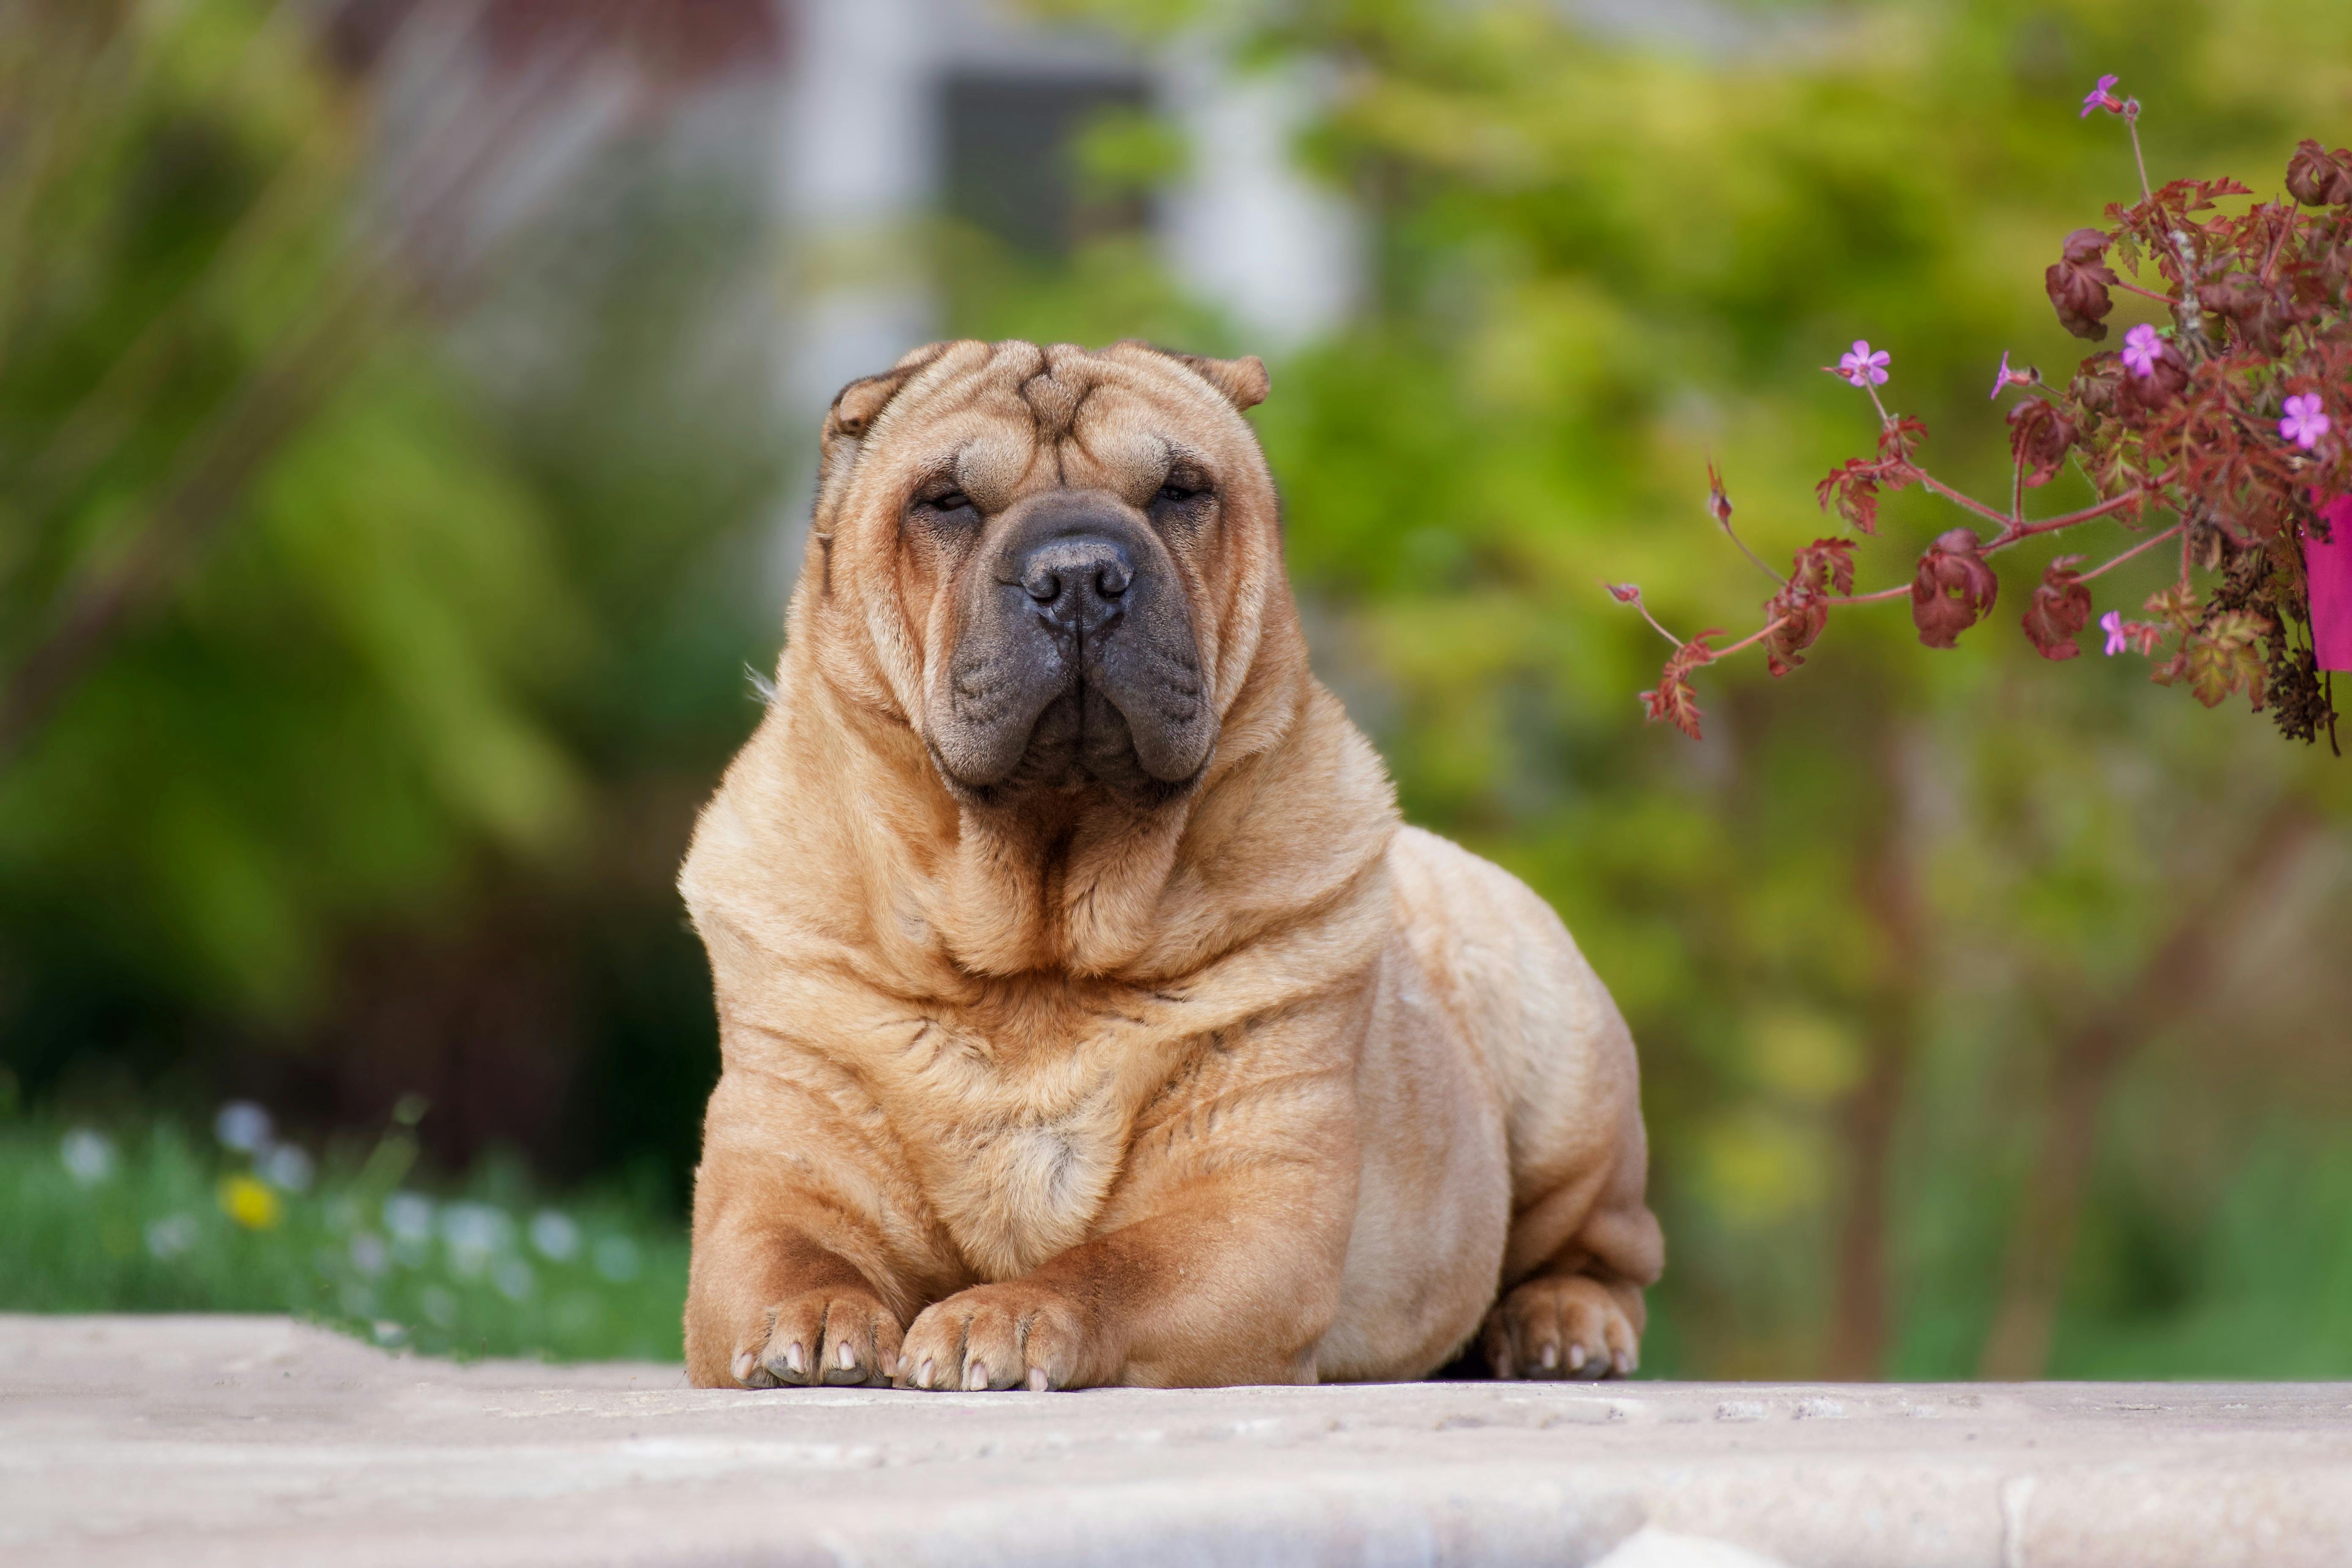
[1610,79,2352,749]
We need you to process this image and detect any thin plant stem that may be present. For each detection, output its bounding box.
[1721,520,1788,586]
[1826,584,1914,607]
[2077,523,2184,582]
[1914,474,2015,531]
[1708,616,1792,660]
[2126,114,2154,206]
[1818,492,2158,608]
[1608,588,1686,651]
[1864,382,1895,430]
[1989,491,2149,545]
[2260,205,2296,285]
[1914,474,2146,542]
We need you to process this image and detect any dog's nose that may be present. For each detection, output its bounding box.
[1019,536,1133,631]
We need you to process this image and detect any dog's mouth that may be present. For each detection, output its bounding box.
[926,490,1216,809]
[930,644,1209,810]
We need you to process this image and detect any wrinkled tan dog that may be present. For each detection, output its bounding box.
[680,340,1661,1391]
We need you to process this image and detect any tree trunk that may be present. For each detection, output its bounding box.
[1976,803,2319,1380]
[1824,726,1925,1380]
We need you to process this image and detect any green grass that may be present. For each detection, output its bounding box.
[3,1108,687,1362]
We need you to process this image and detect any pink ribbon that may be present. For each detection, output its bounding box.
[2305,492,2352,672]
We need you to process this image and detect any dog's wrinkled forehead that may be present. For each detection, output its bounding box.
[832,339,1268,515]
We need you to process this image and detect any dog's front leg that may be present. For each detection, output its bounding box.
[683,1064,935,1390]
[896,1046,1361,1391]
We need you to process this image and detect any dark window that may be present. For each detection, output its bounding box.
[942,72,1149,256]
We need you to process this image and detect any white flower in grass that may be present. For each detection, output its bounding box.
[215,1102,272,1154]
[592,1235,640,1283]
[529,1209,580,1262]
[60,1129,115,1186]
[384,1192,434,1243]
[441,1202,512,1279]
[349,1233,389,1276]
[493,1256,535,1302]
[145,1214,199,1259]
[262,1145,313,1192]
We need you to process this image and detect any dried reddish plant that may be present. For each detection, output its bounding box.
[1617,82,2352,749]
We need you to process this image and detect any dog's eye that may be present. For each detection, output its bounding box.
[1155,479,1208,506]
[920,490,974,513]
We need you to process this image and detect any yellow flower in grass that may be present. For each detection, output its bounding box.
[219,1173,283,1230]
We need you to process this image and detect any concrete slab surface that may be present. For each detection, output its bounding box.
[3,1315,2349,1567]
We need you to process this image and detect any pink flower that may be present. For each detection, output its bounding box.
[1988,350,2036,400]
[1836,340,1891,387]
[2099,609,2126,656]
[2120,323,2163,378]
[2281,393,2333,451]
[2080,74,2122,118]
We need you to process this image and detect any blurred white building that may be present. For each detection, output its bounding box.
[776,0,1364,412]
[328,0,1361,594]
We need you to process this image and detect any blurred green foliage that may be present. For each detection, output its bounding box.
[0,0,773,1192]
[7,0,2352,1383]
[1007,0,2352,1378]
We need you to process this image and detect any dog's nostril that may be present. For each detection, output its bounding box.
[1096,560,1130,599]
[1023,566,1064,604]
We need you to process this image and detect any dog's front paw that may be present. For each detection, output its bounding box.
[727,1288,902,1389]
[1482,1274,1641,1380]
[895,1280,1099,1392]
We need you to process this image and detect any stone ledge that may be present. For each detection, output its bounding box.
[3,1315,2348,1567]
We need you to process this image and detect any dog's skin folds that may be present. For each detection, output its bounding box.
[680,340,1662,1391]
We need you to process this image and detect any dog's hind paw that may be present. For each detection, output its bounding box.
[1481,1273,1641,1380]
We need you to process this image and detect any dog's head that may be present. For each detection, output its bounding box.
[803,340,1282,812]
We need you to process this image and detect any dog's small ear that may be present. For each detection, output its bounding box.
[811,343,957,563]
[1129,342,1270,412]
[822,341,952,454]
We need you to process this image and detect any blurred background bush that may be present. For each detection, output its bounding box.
[3,0,2348,1375]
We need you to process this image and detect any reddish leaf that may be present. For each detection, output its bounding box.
[1911,528,1999,648]
[1877,415,1928,470]
[1640,637,1718,740]
[2005,398,2078,488]
[2021,555,2093,660]
[1759,539,1857,677]
[2046,227,2120,340]
[2286,140,2352,207]
[2179,611,2270,708]
[1815,459,1882,535]
[2154,176,2254,215]
[2144,585,2201,631]
[2111,618,2165,657]
[1760,599,1825,679]
[2119,339,2191,413]
[1791,537,1857,597]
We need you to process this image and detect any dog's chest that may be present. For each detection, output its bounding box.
[886,1012,1165,1280]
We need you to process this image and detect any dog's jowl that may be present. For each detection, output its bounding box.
[680,340,1662,1390]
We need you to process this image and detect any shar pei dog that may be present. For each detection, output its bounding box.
[681,339,1662,1391]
